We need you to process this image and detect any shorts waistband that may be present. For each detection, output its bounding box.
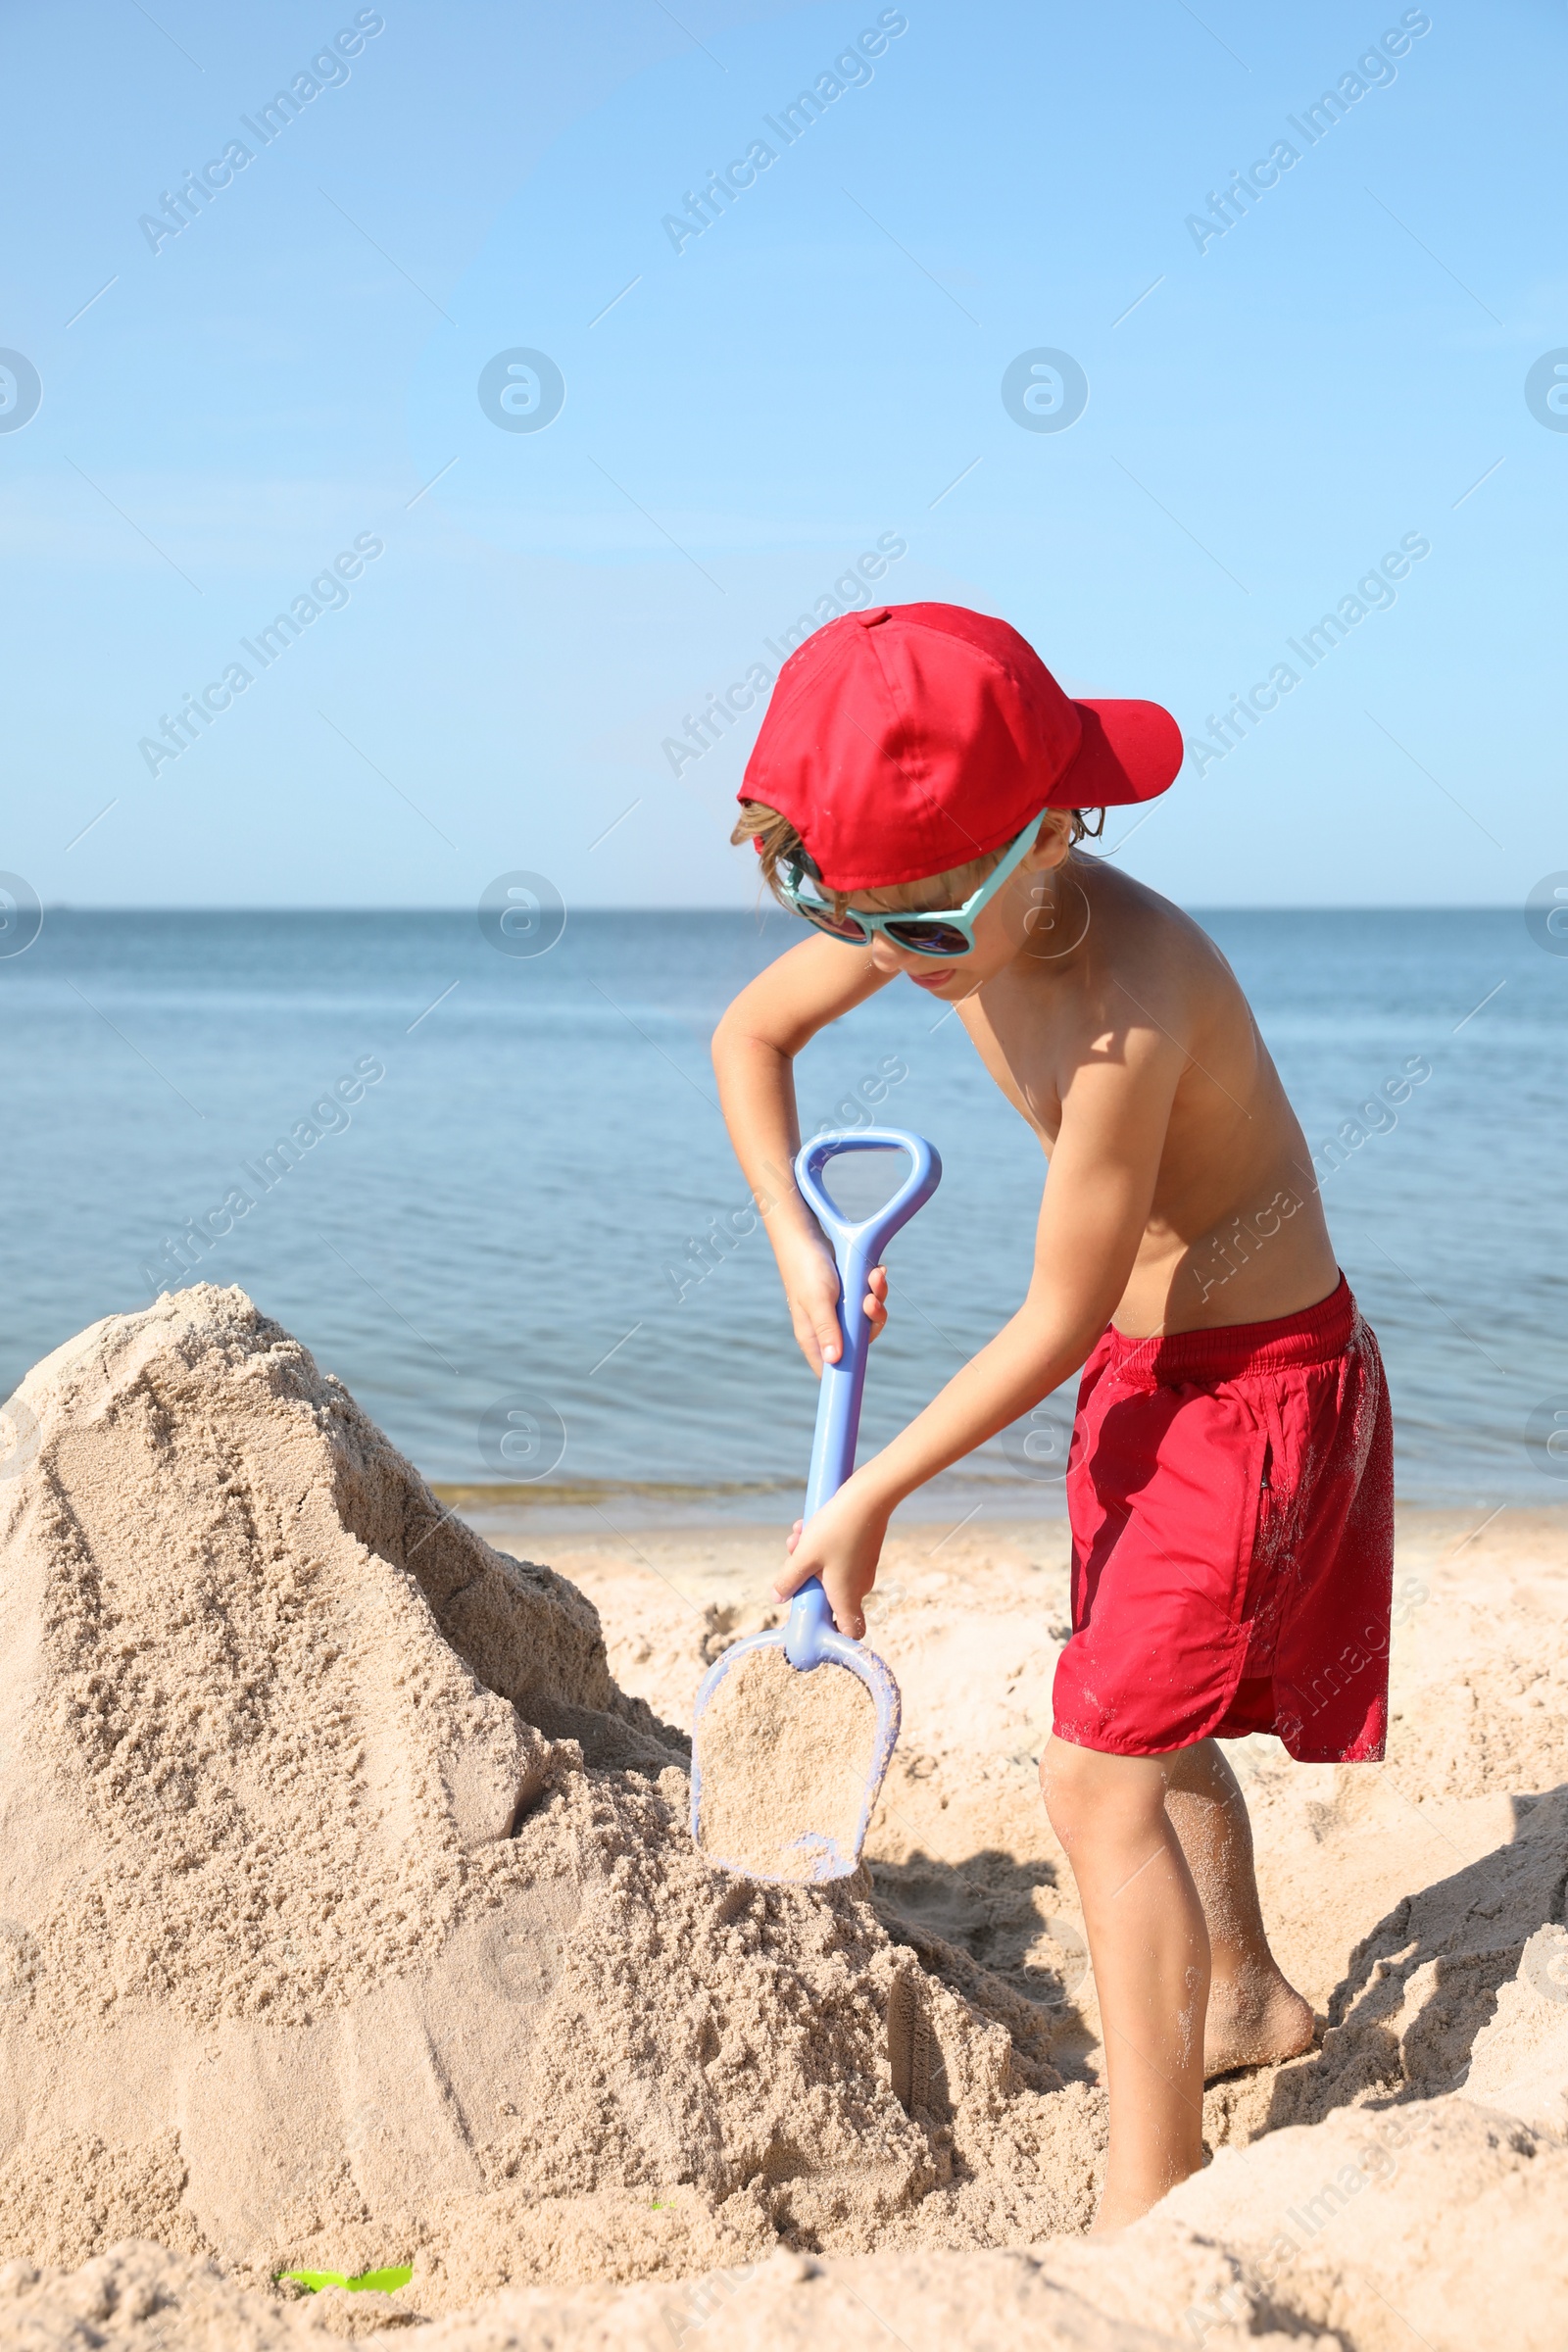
[1102,1273,1357,1388]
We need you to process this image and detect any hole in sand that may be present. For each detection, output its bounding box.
[506,1762,551,1837]
[888,1969,936,2115]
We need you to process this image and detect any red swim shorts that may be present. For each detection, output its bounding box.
[1052,1274,1394,1762]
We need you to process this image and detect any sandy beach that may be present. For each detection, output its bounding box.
[2,1289,1565,2349]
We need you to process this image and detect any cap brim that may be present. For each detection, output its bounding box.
[1052,699,1184,808]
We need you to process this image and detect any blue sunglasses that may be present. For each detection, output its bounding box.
[780,808,1048,958]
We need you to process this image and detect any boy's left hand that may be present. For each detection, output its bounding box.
[772,1479,890,1640]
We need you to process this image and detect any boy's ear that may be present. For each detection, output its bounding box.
[1023,812,1073,868]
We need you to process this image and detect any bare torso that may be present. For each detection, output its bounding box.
[953,856,1339,1336]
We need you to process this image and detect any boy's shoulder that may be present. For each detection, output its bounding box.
[1081,862,1241,1019]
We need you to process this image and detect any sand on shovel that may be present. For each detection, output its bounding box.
[695,1645,878,1881]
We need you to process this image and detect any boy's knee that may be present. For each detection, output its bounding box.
[1040,1735,1095,1806]
[1041,1735,1167,1841]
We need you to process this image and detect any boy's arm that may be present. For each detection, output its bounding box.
[712,933,895,1374]
[775,1016,1187,1633]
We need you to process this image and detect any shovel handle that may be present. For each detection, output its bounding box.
[785,1128,941,1666]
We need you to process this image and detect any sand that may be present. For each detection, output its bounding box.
[1,1288,1565,2348]
[693,1643,878,1881]
[0,1290,1097,2313]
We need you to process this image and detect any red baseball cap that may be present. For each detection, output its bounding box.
[739,601,1183,893]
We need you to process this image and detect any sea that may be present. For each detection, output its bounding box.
[3,906,1564,1528]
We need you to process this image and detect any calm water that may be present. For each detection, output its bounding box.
[3,907,1563,1517]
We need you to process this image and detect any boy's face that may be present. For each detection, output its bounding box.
[849,811,1077,998]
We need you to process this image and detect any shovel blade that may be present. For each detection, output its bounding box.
[690,1631,900,1884]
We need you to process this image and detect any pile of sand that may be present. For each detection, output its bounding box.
[2,1290,1565,2349]
[0,1289,1100,2314]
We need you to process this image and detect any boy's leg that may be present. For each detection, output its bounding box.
[1041,1736,1209,2231]
[1162,1740,1315,2075]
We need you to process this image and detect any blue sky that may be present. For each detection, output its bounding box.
[3,0,1564,908]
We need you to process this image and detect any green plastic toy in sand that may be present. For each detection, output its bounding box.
[283,2264,413,2294]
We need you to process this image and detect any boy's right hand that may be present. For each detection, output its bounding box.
[777,1227,888,1375]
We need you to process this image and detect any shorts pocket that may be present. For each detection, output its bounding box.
[1239,1388,1292,1671]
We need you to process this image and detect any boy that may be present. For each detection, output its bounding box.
[710,602,1393,2230]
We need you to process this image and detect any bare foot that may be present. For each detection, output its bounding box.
[1203,1965,1316,2078]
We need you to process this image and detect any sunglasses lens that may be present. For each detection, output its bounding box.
[803,903,871,944]
[885,919,969,957]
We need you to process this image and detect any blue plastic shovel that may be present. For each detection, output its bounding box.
[690,1127,942,1883]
